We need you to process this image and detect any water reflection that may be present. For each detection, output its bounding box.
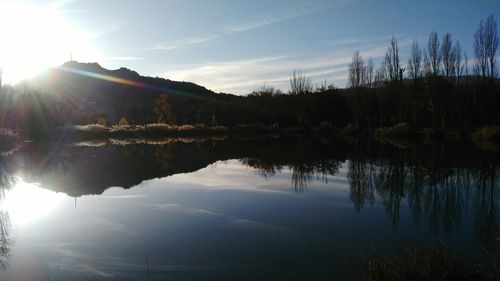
[0,137,496,277]
[0,210,9,270]
[0,156,14,270]
[347,158,499,241]
[237,139,499,243]
[0,138,498,235]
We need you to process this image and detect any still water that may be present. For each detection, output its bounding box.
[0,137,498,280]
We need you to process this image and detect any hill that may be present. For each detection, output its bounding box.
[27,61,239,125]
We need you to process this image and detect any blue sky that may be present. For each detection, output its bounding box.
[1,0,499,94]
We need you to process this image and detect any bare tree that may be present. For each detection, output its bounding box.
[441,33,454,78]
[348,51,364,88]
[485,15,498,79]
[374,62,387,85]
[408,40,422,80]
[427,31,441,76]
[364,57,374,88]
[423,50,432,77]
[453,41,463,83]
[384,36,400,83]
[474,18,488,78]
[289,69,312,94]
[463,50,469,77]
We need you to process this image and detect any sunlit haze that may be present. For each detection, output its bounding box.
[0,1,98,83]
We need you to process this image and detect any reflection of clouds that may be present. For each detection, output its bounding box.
[148,203,313,239]
[166,161,291,194]
[52,243,139,278]
[84,216,136,237]
[164,160,349,194]
[100,194,148,199]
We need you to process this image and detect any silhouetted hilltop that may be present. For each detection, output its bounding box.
[24,61,238,125]
[58,61,215,96]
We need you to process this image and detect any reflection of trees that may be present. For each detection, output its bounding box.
[241,158,283,179]
[473,167,498,242]
[347,156,499,242]
[0,158,14,271]
[242,158,342,193]
[0,211,10,270]
[348,159,376,211]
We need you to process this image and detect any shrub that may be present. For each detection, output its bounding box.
[317,121,334,135]
[375,122,412,138]
[178,124,197,131]
[75,124,108,133]
[96,118,107,126]
[471,125,500,141]
[117,117,129,126]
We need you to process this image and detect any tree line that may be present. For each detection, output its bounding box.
[344,15,499,131]
[192,15,499,133]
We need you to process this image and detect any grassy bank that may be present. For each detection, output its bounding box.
[45,123,313,139]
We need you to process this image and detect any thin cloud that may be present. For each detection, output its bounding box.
[157,40,390,94]
[145,0,355,51]
[89,19,130,38]
[226,0,355,33]
[148,34,220,51]
[104,56,143,61]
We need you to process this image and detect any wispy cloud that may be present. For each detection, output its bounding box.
[225,0,353,33]
[148,35,220,51]
[89,19,130,38]
[146,0,355,51]
[103,56,143,61]
[157,40,390,94]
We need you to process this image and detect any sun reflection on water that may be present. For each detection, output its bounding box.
[1,178,65,225]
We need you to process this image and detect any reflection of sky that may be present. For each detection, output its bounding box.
[1,160,484,280]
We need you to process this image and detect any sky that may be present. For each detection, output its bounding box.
[0,0,498,94]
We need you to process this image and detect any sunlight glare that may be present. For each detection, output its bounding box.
[0,2,98,84]
[1,178,65,225]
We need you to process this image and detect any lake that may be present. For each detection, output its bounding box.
[0,137,498,280]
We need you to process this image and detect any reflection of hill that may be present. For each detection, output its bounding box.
[8,137,500,200]
[15,137,350,196]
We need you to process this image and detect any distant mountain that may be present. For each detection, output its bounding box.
[27,61,238,125]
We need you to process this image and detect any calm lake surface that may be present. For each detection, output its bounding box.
[0,137,498,280]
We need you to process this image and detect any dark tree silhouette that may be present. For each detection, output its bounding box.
[427,31,441,76]
[408,40,422,80]
[348,51,364,88]
[474,17,489,78]
[484,15,499,79]
[289,70,312,95]
[385,36,401,84]
[441,33,455,78]
[154,94,176,124]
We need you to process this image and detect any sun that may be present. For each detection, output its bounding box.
[1,177,65,225]
[0,1,99,84]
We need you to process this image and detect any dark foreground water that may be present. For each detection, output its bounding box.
[0,137,498,280]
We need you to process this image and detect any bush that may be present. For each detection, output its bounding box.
[471,126,500,141]
[341,123,362,136]
[178,124,197,131]
[117,117,129,126]
[375,122,412,138]
[96,118,107,126]
[75,124,109,133]
[317,121,334,135]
